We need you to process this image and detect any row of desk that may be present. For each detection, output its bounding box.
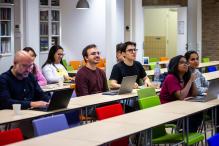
[8,100,219,146]
[1,68,219,145]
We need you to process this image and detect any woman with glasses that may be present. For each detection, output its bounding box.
[159,55,203,132]
[42,45,73,84]
[184,50,209,95]
[23,47,47,86]
[160,55,198,104]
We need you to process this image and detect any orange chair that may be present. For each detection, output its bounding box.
[97,58,106,70]
[95,103,129,146]
[70,61,82,70]
[160,57,169,62]
[0,128,23,145]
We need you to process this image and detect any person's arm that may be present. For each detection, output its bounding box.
[35,65,47,86]
[195,72,209,95]
[109,80,121,89]
[42,64,61,83]
[109,65,122,89]
[174,73,197,100]
[143,76,152,87]
[75,71,89,96]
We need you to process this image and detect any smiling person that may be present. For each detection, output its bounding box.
[42,45,73,84]
[110,41,152,89]
[75,44,108,96]
[184,50,209,95]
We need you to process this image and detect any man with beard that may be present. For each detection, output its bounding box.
[0,50,49,109]
[75,44,108,96]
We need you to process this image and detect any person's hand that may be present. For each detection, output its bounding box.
[133,83,139,89]
[30,101,49,108]
[190,72,197,83]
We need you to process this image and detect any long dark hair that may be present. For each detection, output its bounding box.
[42,45,64,68]
[23,47,37,75]
[168,55,191,84]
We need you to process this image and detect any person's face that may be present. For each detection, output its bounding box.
[116,51,124,62]
[188,53,199,69]
[85,48,100,65]
[14,58,34,79]
[123,45,137,61]
[178,57,189,73]
[54,49,64,63]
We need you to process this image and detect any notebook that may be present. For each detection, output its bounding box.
[103,75,137,95]
[32,88,73,111]
[186,79,219,102]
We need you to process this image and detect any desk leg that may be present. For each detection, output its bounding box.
[215,106,218,134]
[144,128,152,146]
[185,117,189,146]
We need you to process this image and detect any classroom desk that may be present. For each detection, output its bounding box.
[146,61,219,76]
[41,83,75,92]
[9,105,184,146]
[203,70,219,81]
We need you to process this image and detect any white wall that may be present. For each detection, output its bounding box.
[60,0,106,63]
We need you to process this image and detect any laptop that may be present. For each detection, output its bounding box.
[187,79,219,102]
[33,89,73,111]
[103,75,137,95]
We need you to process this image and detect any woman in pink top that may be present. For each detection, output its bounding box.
[160,55,202,132]
[160,55,198,104]
[23,47,47,86]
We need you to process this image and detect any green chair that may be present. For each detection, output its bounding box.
[202,57,210,63]
[149,57,159,63]
[62,59,73,71]
[138,96,204,145]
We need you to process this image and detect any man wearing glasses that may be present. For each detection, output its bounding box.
[75,44,108,96]
[0,50,49,109]
[110,41,152,89]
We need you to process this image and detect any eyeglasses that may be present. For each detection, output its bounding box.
[89,51,100,56]
[126,49,138,53]
[179,61,189,65]
[57,53,65,56]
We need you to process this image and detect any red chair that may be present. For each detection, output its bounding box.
[0,128,23,145]
[95,103,129,146]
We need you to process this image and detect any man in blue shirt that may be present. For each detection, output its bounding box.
[0,50,49,109]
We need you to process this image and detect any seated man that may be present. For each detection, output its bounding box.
[0,50,49,109]
[0,50,50,138]
[110,41,152,89]
[75,44,108,96]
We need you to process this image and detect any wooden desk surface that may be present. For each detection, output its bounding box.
[0,110,46,125]
[203,71,219,81]
[41,83,75,92]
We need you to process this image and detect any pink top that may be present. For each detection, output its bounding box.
[33,64,47,86]
[159,74,191,104]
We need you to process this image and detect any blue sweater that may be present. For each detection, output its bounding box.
[0,68,50,109]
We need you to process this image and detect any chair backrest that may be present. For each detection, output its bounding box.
[96,103,124,120]
[160,57,169,61]
[137,87,156,99]
[64,110,80,127]
[70,60,82,70]
[149,57,159,63]
[138,95,161,109]
[95,103,129,146]
[32,114,69,136]
[207,133,219,146]
[207,66,217,72]
[138,96,166,138]
[202,57,210,63]
[0,128,23,145]
[62,59,73,71]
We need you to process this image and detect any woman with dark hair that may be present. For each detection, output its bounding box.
[160,55,198,104]
[23,47,47,86]
[184,50,209,95]
[42,45,73,84]
[160,55,202,132]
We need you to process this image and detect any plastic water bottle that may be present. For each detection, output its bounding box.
[154,62,161,84]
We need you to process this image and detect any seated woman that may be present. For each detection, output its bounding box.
[185,50,209,95]
[160,55,202,132]
[42,45,73,84]
[23,47,47,86]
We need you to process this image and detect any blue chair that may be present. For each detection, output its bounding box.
[32,114,69,136]
[64,110,81,127]
[207,133,219,146]
[207,66,217,72]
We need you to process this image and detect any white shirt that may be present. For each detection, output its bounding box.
[42,63,68,84]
